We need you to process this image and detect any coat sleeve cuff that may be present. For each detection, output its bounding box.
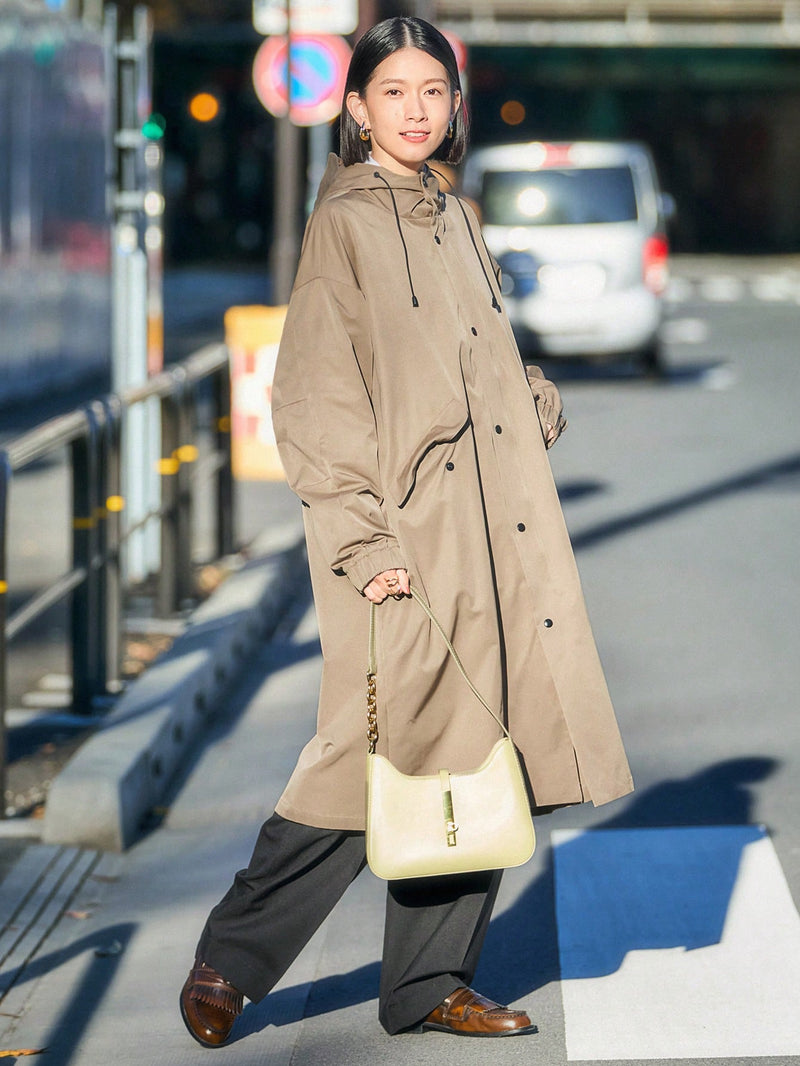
[344,545,407,593]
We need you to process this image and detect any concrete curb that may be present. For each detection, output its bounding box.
[42,521,306,853]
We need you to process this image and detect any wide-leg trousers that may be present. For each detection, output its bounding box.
[196,812,502,1035]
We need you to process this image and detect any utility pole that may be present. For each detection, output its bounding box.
[108,4,161,580]
[110,4,150,397]
[64,0,104,26]
[271,2,302,305]
[355,0,377,38]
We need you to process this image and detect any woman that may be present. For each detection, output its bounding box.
[181,16,633,1047]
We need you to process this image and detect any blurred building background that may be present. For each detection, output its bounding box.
[443,1,800,254]
[4,0,799,267]
[123,0,800,265]
[26,0,791,270]
[0,0,111,402]
[1,0,799,375]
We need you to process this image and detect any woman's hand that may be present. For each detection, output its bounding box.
[525,365,568,449]
[363,568,410,604]
[542,413,568,449]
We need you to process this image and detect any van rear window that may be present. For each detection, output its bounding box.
[481,166,638,226]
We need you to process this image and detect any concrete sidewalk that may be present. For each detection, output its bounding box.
[0,541,566,1066]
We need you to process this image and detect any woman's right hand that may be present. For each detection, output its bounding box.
[363,568,410,604]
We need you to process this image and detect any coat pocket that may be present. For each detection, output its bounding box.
[388,395,470,508]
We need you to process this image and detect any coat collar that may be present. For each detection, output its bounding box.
[314,154,444,224]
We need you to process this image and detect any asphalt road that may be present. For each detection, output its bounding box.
[546,257,800,860]
[532,258,800,1061]
[1,255,800,1063]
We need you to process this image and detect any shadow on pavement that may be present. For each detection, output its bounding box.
[0,923,137,1066]
[532,355,729,387]
[234,962,381,1042]
[555,478,606,504]
[477,755,777,1002]
[221,755,777,1038]
[570,451,800,552]
[151,571,319,826]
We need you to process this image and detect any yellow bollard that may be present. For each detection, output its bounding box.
[225,305,288,481]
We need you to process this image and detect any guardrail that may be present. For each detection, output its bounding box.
[438,0,797,19]
[0,343,234,814]
[440,0,800,44]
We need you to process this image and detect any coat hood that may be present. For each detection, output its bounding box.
[312,154,501,313]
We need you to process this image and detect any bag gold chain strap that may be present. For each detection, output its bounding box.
[366,585,512,751]
[366,620,379,754]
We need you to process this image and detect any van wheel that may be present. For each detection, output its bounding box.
[640,339,666,379]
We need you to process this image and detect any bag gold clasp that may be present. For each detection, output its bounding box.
[439,769,458,847]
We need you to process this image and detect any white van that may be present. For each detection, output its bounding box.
[463,141,672,373]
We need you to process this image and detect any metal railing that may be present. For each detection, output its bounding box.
[0,343,234,812]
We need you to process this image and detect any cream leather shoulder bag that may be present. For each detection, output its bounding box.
[365,587,536,880]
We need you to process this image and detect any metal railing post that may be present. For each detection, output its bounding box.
[214,358,235,558]
[101,396,124,690]
[70,409,100,713]
[0,452,11,817]
[158,379,181,616]
[175,374,194,606]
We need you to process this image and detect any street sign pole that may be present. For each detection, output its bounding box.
[271,3,302,305]
[253,19,353,303]
[110,5,161,582]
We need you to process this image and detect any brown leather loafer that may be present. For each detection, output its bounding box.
[180,960,243,1048]
[421,986,537,1037]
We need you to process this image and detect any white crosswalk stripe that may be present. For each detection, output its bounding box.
[751,274,800,302]
[660,316,709,344]
[554,826,800,1061]
[667,271,800,304]
[699,275,746,302]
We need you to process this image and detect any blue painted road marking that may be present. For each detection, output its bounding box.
[554,826,800,1059]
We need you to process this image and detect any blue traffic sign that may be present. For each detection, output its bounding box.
[253,34,352,126]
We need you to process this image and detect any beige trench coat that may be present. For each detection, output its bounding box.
[271,155,633,830]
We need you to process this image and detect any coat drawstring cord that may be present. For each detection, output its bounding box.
[373,171,419,308]
[453,197,503,313]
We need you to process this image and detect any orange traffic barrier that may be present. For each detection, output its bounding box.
[225,305,287,481]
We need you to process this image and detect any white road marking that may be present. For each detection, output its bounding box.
[700,364,738,390]
[38,673,72,691]
[751,274,800,302]
[20,690,72,709]
[665,277,694,303]
[554,826,800,1060]
[661,317,709,344]
[699,275,745,302]
[667,271,800,305]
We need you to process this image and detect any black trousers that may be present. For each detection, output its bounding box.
[196,813,502,1035]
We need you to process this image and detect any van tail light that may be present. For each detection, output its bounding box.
[643,234,669,295]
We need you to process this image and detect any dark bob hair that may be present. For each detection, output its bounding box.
[339,17,469,167]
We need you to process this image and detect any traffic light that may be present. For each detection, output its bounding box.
[142,112,167,139]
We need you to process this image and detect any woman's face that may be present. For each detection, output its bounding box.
[346,46,459,177]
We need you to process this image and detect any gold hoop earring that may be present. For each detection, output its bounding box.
[447,121,454,139]
[359,123,371,143]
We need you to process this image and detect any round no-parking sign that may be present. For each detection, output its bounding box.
[253,33,352,126]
